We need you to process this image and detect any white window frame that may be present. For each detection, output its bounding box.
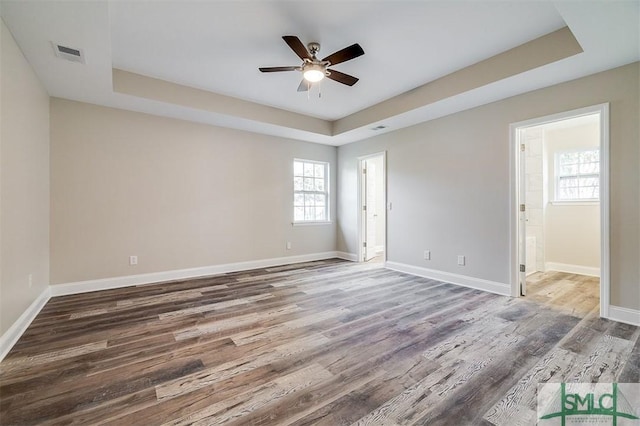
[293,159,330,225]
[554,148,600,203]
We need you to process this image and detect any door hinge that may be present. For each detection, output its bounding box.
[520,264,526,273]
[520,143,525,152]
[363,242,367,248]
[362,168,367,174]
[520,204,526,212]
[363,205,367,211]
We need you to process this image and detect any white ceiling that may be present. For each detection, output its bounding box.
[1,1,639,145]
[109,1,565,120]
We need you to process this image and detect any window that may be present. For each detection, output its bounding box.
[293,159,329,223]
[555,148,600,201]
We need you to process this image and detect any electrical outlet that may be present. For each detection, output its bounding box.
[457,255,465,266]
[286,242,292,250]
[423,250,431,260]
[129,255,138,265]
[28,274,33,288]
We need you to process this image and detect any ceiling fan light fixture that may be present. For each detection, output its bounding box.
[259,36,364,91]
[303,64,325,82]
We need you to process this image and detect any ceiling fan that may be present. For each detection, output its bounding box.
[259,35,364,92]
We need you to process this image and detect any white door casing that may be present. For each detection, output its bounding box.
[509,103,609,318]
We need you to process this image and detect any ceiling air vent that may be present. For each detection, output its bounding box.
[52,42,85,64]
[371,125,387,131]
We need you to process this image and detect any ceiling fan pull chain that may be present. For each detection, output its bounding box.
[319,80,322,98]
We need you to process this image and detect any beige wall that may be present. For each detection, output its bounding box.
[337,62,639,310]
[50,99,336,285]
[0,20,50,335]
[545,122,600,270]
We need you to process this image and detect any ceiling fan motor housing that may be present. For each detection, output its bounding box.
[307,42,321,56]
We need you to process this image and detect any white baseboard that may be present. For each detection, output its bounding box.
[0,287,50,362]
[607,305,640,326]
[385,261,511,296]
[336,251,358,262]
[1,255,634,364]
[50,251,343,297]
[545,262,600,277]
[375,245,384,254]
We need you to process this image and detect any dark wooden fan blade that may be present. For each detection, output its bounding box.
[259,66,298,72]
[297,79,310,92]
[326,69,359,86]
[283,35,312,60]
[321,43,364,66]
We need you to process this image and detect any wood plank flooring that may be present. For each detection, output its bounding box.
[1,259,638,425]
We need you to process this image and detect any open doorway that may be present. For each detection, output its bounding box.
[358,153,386,263]
[510,104,609,317]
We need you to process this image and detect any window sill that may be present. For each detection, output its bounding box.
[292,221,333,227]
[549,200,599,206]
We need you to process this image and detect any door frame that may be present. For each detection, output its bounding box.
[357,152,387,263]
[509,103,610,318]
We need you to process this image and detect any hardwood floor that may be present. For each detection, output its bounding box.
[1,259,638,425]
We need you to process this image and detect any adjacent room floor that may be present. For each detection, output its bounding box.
[1,260,637,425]
[526,270,600,317]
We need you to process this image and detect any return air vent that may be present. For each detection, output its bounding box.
[52,42,85,64]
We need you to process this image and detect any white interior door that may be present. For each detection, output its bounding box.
[359,152,387,264]
[364,161,377,261]
[518,137,527,295]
